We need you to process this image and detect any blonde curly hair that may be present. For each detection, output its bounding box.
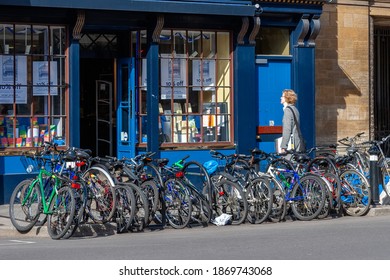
[282,89,298,105]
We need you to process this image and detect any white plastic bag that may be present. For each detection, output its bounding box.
[212,213,232,226]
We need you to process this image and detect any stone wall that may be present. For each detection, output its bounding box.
[316,0,370,145]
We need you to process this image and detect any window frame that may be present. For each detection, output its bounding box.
[136,29,234,149]
[0,23,69,152]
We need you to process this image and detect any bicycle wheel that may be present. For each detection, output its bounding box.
[246,177,272,224]
[212,178,248,225]
[114,183,136,233]
[188,186,211,226]
[268,176,287,222]
[316,174,334,219]
[339,169,371,216]
[379,158,390,199]
[127,183,149,232]
[306,156,338,175]
[182,161,212,221]
[164,178,192,229]
[290,174,327,221]
[62,181,88,239]
[83,166,116,223]
[47,185,76,240]
[152,188,167,227]
[317,172,342,219]
[139,179,159,224]
[9,179,42,233]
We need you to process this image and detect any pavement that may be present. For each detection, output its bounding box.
[0,204,117,238]
[1,203,390,238]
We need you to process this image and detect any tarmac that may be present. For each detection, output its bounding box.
[1,203,390,238]
[0,204,118,238]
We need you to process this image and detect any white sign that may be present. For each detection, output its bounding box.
[33,61,58,96]
[141,58,147,88]
[160,54,187,99]
[192,59,215,91]
[0,55,27,104]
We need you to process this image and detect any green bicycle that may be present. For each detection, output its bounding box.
[9,143,76,239]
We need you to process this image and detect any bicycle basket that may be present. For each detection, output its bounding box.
[20,153,42,173]
[203,160,218,175]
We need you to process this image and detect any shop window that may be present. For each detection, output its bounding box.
[0,24,67,149]
[255,27,290,55]
[138,30,232,147]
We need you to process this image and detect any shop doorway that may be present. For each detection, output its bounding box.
[80,58,116,156]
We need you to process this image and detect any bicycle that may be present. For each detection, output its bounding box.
[360,134,390,204]
[265,153,327,221]
[212,149,273,224]
[203,150,249,225]
[9,142,76,239]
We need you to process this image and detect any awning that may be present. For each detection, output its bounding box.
[0,0,256,16]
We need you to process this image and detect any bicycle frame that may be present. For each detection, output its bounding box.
[22,162,64,216]
[267,166,307,203]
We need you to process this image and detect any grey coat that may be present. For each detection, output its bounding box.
[281,105,303,151]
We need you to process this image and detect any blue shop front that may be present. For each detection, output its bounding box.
[0,0,326,204]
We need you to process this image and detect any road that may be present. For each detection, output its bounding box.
[1,215,390,260]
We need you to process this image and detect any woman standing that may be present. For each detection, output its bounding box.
[280,89,305,153]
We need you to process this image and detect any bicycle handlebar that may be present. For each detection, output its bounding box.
[337,132,365,146]
[360,134,390,147]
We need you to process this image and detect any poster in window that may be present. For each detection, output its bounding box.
[192,59,215,91]
[0,55,27,104]
[32,61,58,96]
[141,58,147,88]
[160,54,187,99]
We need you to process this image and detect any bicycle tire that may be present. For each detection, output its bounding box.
[82,166,117,223]
[182,160,212,221]
[268,176,287,222]
[306,156,338,175]
[47,185,76,240]
[379,158,390,198]
[246,177,273,224]
[316,174,334,219]
[290,173,327,221]
[164,178,192,229]
[318,172,342,219]
[339,169,371,216]
[9,179,42,233]
[212,178,248,225]
[62,182,87,239]
[187,185,211,226]
[114,183,136,233]
[152,188,167,227]
[139,179,159,223]
[127,183,149,232]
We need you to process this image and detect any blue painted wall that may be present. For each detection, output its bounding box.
[69,39,81,148]
[293,47,316,150]
[0,156,35,204]
[234,44,258,154]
